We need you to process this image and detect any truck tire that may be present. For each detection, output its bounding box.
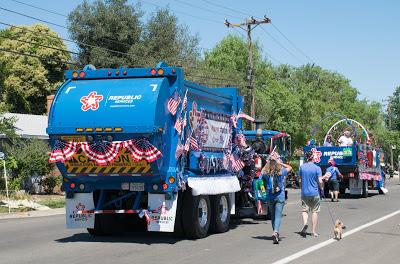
[182,191,211,239]
[87,215,103,236]
[210,194,231,233]
[362,180,368,198]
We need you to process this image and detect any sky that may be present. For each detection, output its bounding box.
[0,0,399,103]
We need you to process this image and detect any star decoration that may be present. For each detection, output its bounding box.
[80,91,103,111]
[311,148,322,163]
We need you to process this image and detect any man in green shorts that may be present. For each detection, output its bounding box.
[299,150,323,237]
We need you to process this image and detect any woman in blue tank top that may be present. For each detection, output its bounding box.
[261,158,292,244]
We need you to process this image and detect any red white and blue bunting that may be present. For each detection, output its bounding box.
[48,140,79,163]
[49,139,162,165]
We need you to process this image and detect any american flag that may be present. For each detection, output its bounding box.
[175,141,184,160]
[174,117,182,134]
[81,141,122,166]
[183,137,190,153]
[123,139,162,162]
[49,140,78,163]
[237,111,255,122]
[182,90,188,111]
[167,92,181,116]
[182,114,187,129]
[269,146,281,162]
[190,135,199,151]
[230,153,244,172]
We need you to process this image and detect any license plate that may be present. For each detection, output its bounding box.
[130,182,145,191]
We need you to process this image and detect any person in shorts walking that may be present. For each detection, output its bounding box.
[326,158,342,202]
[299,150,323,237]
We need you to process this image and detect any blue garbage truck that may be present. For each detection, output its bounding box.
[47,62,265,238]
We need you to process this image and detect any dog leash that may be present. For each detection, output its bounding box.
[324,198,336,225]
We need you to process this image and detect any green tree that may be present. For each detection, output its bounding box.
[68,2,200,68]
[68,0,142,67]
[130,8,200,68]
[386,86,400,131]
[0,24,70,114]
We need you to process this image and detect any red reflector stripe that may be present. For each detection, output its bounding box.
[76,209,158,214]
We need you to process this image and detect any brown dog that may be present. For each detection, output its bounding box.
[334,220,344,240]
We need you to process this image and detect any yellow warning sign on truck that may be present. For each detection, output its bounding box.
[65,148,152,174]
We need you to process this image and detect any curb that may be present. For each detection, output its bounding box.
[0,207,65,220]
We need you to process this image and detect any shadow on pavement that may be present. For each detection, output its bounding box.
[252,235,286,241]
[56,231,183,245]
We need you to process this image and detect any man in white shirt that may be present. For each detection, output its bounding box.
[337,130,353,146]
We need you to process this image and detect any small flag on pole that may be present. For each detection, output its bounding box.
[175,141,184,160]
[230,154,244,172]
[182,90,188,111]
[190,135,199,151]
[184,138,190,153]
[174,117,182,134]
[167,91,181,116]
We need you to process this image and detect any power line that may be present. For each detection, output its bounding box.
[172,0,243,20]
[0,35,79,55]
[9,0,66,17]
[270,22,313,63]
[0,6,68,30]
[0,21,131,57]
[196,0,314,65]
[7,0,131,48]
[0,47,80,66]
[140,0,221,24]
[260,26,304,64]
[199,0,251,18]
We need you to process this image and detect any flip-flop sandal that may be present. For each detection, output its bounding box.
[312,233,320,237]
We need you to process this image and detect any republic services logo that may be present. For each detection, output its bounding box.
[80,91,103,111]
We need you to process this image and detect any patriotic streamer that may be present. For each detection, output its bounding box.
[138,209,154,226]
[167,91,181,116]
[49,140,78,163]
[237,111,255,122]
[81,141,122,166]
[123,139,162,162]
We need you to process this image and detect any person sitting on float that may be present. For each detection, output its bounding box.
[323,134,334,147]
[337,130,353,146]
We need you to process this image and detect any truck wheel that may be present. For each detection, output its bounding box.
[87,215,103,236]
[362,180,368,198]
[182,192,211,239]
[210,194,231,233]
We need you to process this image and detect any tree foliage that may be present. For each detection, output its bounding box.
[386,86,400,131]
[68,1,200,68]
[4,139,53,191]
[202,35,392,151]
[0,24,70,114]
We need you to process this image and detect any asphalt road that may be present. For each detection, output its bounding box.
[1,180,400,264]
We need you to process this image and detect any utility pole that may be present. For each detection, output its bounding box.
[225,16,271,129]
